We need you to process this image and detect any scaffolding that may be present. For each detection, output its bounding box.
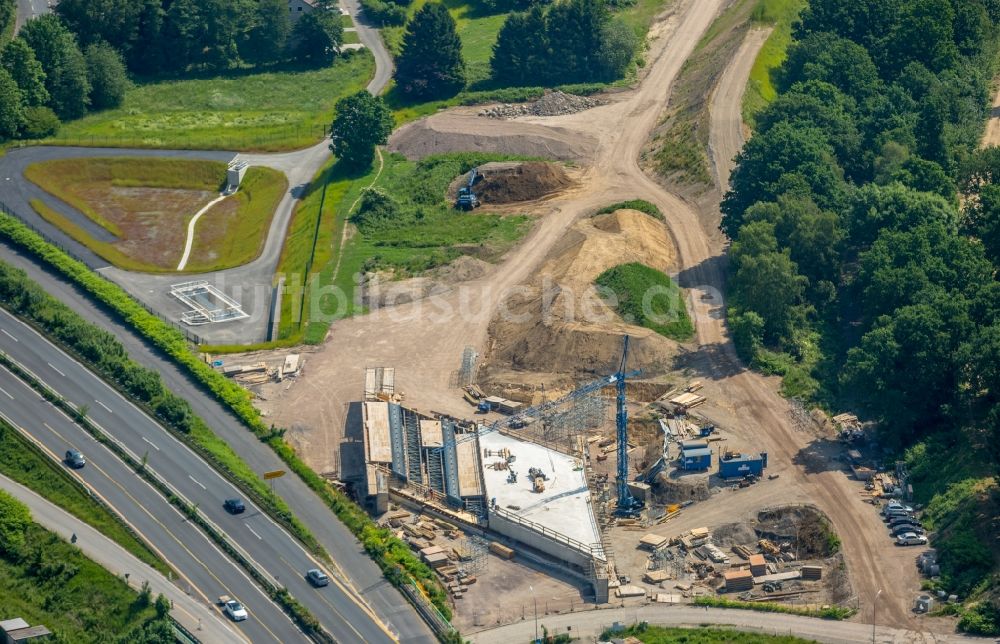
[532,392,609,450]
[457,346,478,387]
[455,534,489,575]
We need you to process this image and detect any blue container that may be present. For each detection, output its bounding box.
[680,447,712,471]
[719,453,765,478]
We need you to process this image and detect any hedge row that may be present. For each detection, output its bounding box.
[0,211,453,621]
[0,352,331,642]
[692,596,855,620]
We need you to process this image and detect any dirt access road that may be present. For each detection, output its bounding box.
[274,0,924,630]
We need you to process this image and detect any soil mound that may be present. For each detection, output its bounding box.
[449,162,572,205]
[388,110,598,162]
[480,209,682,383]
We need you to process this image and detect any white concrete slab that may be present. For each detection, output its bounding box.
[479,432,601,548]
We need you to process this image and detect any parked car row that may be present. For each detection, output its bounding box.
[880,502,928,546]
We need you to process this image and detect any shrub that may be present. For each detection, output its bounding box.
[959,602,1000,636]
[595,199,663,219]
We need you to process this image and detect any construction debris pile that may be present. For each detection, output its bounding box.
[620,511,844,604]
[378,507,494,602]
[478,91,600,119]
[214,353,302,387]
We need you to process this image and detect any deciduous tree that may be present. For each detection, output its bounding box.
[1,39,49,107]
[85,42,129,110]
[330,90,394,169]
[291,10,344,63]
[0,69,24,140]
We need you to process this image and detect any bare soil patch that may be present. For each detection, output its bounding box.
[388,109,599,162]
[479,209,684,386]
[68,185,213,269]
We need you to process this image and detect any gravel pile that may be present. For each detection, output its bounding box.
[479,91,600,119]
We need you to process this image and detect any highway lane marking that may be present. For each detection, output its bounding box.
[1,329,18,342]
[47,362,66,377]
[0,386,12,399]
[141,436,160,451]
[95,400,113,413]
[246,523,263,540]
[0,311,379,641]
[34,414,283,643]
[276,553,370,643]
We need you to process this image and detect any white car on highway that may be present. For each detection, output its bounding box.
[221,597,248,621]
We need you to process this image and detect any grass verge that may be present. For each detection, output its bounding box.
[0,258,323,557]
[277,151,532,344]
[186,167,287,272]
[0,496,171,642]
[742,0,806,123]
[601,622,818,643]
[693,596,855,620]
[596,262,694,341]
[0,417,170,577]
[26,158,286,273]
[0,211,454,624]
[44,53,374,152]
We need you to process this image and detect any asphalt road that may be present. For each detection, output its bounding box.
[0,473,246,644]
[14,0,50,32]
[0,370,298,644]
[0,308,398,644]
[469,605,980,644]
[0,241,437,643]
[341,0,394,94]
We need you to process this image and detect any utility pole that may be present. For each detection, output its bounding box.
[529,584,538,643]
[872,588,882,644]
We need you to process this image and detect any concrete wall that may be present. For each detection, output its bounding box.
[488,510,594,569]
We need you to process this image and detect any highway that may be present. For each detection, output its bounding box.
[0,368,299,643]
[0,307,397,644]
[0,472,245,644]
[1,239,436,643]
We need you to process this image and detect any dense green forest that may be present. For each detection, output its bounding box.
[721,0,1000,632]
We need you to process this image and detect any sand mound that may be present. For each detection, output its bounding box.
[388,110,597,162]
[481,209,682,382]
[448,162,572,205]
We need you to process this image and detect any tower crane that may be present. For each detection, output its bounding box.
[457,336,643,516]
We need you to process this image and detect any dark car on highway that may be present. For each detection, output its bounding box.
[64,449,85,469]
[223,498,245,514]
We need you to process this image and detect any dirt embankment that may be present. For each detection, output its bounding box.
[388,109,599,162]
[480,209,683,386]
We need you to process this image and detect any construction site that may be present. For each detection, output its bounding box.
[216,0,939,634]
[277,335,857,631]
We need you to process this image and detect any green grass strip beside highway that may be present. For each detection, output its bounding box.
[0,210,454,623]
[0,416,171,577]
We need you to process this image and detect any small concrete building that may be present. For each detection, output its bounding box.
[287,0,317,21]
